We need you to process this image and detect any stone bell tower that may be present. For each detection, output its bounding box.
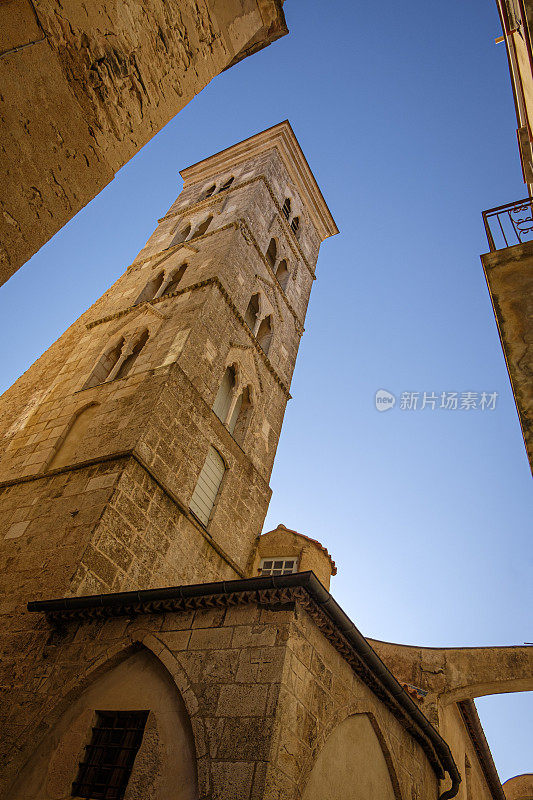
[0,121,338,613]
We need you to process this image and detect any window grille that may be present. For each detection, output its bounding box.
[72,710,148,800]
[282,198,291,219]
[290,216,300,234]
[259,558,298,576]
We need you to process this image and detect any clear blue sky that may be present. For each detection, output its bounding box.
[0,0,531,784]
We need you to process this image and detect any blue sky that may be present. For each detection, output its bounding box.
[0,0,531,784]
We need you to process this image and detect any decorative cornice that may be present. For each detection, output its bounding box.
[27,572,458,796]
[236,216,305,334]
[85,274,291,399]
[0,448,245,578]
[178,121,338,241]
[120,212,306,335]
[155,174,316,280]
[210,276,291,399]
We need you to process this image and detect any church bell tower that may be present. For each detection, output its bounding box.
[0,121,338,608]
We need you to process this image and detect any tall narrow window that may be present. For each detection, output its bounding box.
[71,710,148,800]
[133,272,164,306]
[192,215,212,238]
[212,366,236,424]
[266,238,277,268]
[204,184,216,199]
[115,330,149,380]
[244,294,260,331]
[290,216,300,235]
[229,385,252,443]
[275,259,289,291]
[84,338,125,390]
[189,446,226,526]
[256,316,273,355]
[162,264,187,295]
[171,223,191,247]
[218,176,234,192]
[282,198,291,219]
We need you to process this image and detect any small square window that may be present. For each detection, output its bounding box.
[72,710,148,800]
[259,557,298,576]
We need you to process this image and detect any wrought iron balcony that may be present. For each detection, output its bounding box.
[482,196,533,251]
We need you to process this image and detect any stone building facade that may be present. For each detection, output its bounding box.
[480,1,533,474]
[0,122,531,800]
[0,0,287,286]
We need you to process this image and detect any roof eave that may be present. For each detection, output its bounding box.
[179,121,338,242]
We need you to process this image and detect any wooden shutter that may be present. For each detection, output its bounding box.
[189,447,225,525]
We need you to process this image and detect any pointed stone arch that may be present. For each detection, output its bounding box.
[225,344,262,398]
[255,273,283,321]
[297,706,403,800]
[45,401,101,470]
[6,636,202,800]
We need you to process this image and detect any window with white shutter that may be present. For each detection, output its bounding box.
[189,447,226,526]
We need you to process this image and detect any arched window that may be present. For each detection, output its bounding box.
[204,184,216,199]
[134,271,165,306]
[244,294,260,331]
[115,329,149,380]
[83,337,125,389]
[189,446,226,526]
[171,222,191,247]
[290,216,300,235]
[218,177,234,192]
[47,403,100,470]
[266,238,277,268]
[229,385,252,443]
[275,259,289,291]
[192,215,213,238]
[256,316,273,355]
[282,198,291,219]
[161,264,187,296]
[212,366,236,424]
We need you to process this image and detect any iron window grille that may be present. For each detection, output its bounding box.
[72,710,149,800]
[259,557,298,576]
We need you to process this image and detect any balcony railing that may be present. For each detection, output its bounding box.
[482,196,533,251]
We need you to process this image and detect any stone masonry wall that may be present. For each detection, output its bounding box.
[0,597,440,800]
[481,241,533,473]
[0,0,287,284]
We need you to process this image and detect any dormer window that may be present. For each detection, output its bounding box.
[259,557,298,576]
[218,177,234,192]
